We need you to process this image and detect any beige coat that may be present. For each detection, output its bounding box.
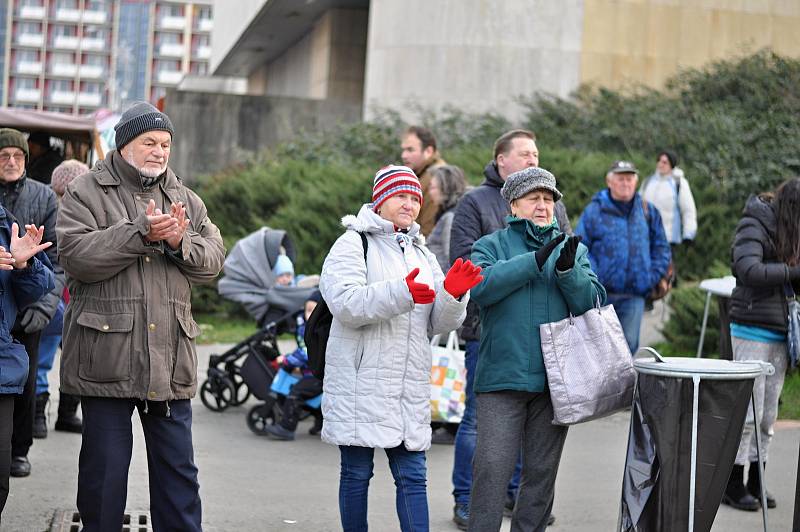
[56,150,225,401]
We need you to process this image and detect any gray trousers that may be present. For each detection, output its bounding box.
[468,391,568,532]
[732,337,787,465]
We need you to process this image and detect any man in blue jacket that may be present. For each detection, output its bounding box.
[0,206,54,517]
[575,160,671,353]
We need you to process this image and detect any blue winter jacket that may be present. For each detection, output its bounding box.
[0,207,55,394]
[575,189,671,298]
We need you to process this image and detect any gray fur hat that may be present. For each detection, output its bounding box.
[501,167,562,203]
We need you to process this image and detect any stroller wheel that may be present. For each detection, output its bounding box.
[247,401,281,436]
[200,375,235,412]
[229,369,251,406]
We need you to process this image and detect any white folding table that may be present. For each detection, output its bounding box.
[696,276,737,357]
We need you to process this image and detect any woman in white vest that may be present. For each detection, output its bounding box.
[319,165,481,532]
[640,150,698,247]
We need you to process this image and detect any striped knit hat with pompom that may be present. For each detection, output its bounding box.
[371,165,423,212]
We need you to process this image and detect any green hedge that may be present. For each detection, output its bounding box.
[194,49,800,357]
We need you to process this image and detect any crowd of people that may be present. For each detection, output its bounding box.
[0,104,796,532]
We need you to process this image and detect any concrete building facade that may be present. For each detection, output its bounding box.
[1,0,213,114]
[210,0,800,120]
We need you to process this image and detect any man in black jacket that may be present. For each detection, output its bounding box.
[0,128,67,478]
[448,129,568,529]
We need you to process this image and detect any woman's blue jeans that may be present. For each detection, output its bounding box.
[339,444,428,532]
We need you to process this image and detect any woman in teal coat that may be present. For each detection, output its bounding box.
[467,167,606,532]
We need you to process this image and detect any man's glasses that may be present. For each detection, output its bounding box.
[0,153,25,164]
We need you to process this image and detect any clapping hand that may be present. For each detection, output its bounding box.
[555,235,582,272]
[444,258,483,298]
[5,223,52,270]
[534,233,566,270]
[145,199,177,243]
[405,268,436,304]
[165,201,190,250]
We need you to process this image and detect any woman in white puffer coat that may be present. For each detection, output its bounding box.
[320,165,482,532]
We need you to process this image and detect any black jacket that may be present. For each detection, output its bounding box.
[729,194,795,333]
[27,148,64,185]
[449,162,572,340]
[0,176,65,323]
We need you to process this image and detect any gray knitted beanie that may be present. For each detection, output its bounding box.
[501,167,562,203]
[114,102,174,150]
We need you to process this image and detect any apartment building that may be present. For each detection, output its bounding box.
[1,0,212,114]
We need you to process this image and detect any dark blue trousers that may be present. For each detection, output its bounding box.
[77,397,202,532]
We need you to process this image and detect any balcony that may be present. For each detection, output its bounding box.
[156,70,184,84]
[196,18,213,32]
[82,11,107,24]
[79,65,105,79]
[159,16,187,31]
[16,33,45,47]
[81,38,106,51]
[18,6,46,19]
[77,92,102,106]
[54,8,81,22]
[194,46,211,60]
[158,43,185,58]
[15,61,43,75]
[52,35,79,49]
[49,90,76,105]
[14,88,41,102]
[50,63,78,76]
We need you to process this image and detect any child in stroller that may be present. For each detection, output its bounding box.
[201,227,317,410]
[261,291,323,440]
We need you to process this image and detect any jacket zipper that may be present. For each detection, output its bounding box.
[398,237,412,430]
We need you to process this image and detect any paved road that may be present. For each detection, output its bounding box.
[5,339,798,531]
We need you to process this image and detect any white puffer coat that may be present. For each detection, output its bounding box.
[319,205,468,451]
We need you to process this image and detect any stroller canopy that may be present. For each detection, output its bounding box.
[218,227,315,323]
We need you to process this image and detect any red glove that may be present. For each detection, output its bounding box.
[444,258,484,298]
[405,268,436,304]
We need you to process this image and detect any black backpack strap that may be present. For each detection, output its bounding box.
[359,231,368,261]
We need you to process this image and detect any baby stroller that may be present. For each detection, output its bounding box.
[199,227,316,414]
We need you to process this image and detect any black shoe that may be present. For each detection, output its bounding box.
[33,392,49,439]
[308,415,323,436]
[747,462,777,509]
[55,393,82,433]
[10,456,30,477]
[453,503,469,530]
[263,424,295,441]
[55,414,82,433]
[431,426,455,445]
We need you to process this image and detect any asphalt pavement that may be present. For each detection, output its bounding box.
[4,313,800,531]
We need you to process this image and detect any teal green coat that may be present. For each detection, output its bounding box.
[470,217,607,393]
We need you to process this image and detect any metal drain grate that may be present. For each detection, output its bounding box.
[50,509,153,532]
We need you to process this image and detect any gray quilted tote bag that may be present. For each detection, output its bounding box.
[540,303,635,425]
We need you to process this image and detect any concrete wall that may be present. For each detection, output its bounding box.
[163,90,362,180]
[209,0,268,73]
[263,8,368,104]
[579,0,800,90]
[363,0,585,120]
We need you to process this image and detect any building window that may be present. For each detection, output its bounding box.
[55,0,79,9]
[156,32,181,46]
[51,51,75,63]
[190,62,208,75]
[83,26,109,40]
[51,24,78,37]
[85,0,109,10]
[17,22,43,34]
[16,78,37,90]
[82,54,106,66]
[159,4,184,18]
[20,0,44,7]
[82,82,102,94]
[16,50,38,63]
[50,79,73,92]
[154,59,180,72]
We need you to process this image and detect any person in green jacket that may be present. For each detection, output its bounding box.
[467,167,606,532]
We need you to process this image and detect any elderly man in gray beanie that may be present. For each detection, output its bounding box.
[56,101,226,532]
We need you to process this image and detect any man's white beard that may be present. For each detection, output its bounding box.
[124,152,166,178]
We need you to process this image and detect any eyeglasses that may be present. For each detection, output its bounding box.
[0,153,24,164]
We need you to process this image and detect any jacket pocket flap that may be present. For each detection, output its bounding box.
[177,315,201,339]
[77,312,134,333]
